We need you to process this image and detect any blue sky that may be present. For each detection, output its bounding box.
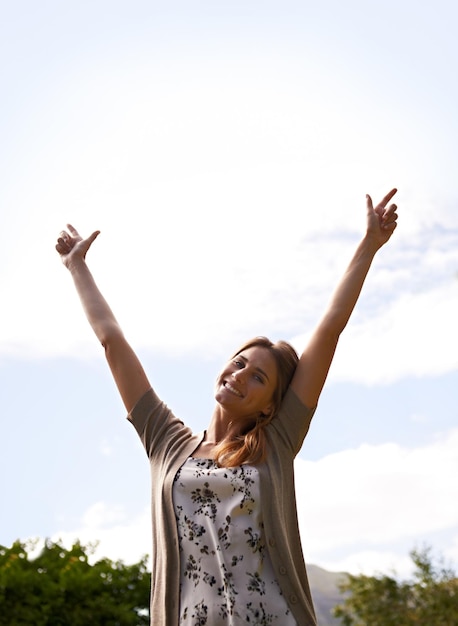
[1,0,457,578]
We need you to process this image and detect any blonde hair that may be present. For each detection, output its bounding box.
[214,337,298,468]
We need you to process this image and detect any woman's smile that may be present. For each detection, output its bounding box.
[223,381,244,397]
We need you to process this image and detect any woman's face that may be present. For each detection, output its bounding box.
[214,346,278,419]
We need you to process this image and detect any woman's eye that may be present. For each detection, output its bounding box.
[254,374,264,383]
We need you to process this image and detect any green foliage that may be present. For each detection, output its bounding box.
[333,546,458,626]
[0,539,150,625]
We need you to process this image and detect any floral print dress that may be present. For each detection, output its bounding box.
[173,457,298,626]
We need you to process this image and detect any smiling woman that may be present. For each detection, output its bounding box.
[56,189,399,626]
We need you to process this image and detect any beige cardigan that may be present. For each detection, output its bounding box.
[128,386,317,626]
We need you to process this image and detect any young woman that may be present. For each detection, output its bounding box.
[56,189,398,626]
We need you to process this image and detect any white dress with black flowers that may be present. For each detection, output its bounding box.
[173,457,298,626]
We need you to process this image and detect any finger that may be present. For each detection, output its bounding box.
[366,194,374,214]
[382,221,397,232]
[384,214,398,227]
[382,203,397,220]
[57,235,70,248]
[382,204,398,224]
[376,188,397,209]
[56,238,70,254]
[384,215,398,227]
[66,224,80,236]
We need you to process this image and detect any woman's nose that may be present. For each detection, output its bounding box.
[232,368,245,381]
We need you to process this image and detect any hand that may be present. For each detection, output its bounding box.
[55,224,100,269]
[366,188,398,249]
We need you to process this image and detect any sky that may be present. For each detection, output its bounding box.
[1,0,457,581]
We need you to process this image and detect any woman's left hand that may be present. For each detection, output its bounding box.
[366,188,398,248]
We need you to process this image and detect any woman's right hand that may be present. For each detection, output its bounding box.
[55,224,100,269]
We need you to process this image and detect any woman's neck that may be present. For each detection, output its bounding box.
[205,405,241,444]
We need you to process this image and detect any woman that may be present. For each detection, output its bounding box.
[56,189,399,626]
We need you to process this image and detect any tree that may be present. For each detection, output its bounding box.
[333,546,458,626]
[0,539,150,625]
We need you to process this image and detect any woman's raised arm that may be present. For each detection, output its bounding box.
[56,225,151,412]
[290,189,399,408]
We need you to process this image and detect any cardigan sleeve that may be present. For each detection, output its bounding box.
[269,386,316,457]
[127,387,193,461]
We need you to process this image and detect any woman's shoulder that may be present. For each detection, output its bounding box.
[268,386,316,455]
[280,386,316,418]
[127,387,194,458]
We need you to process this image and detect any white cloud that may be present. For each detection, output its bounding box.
[51,502,151,565]
[81,502,126,528]
[324,280,458,384]
[317,550,415,579]
[296,429,458,574]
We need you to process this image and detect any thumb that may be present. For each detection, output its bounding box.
[81,230,101,258]
[87,230,101,246]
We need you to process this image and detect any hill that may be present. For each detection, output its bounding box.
[308,564,348,626]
